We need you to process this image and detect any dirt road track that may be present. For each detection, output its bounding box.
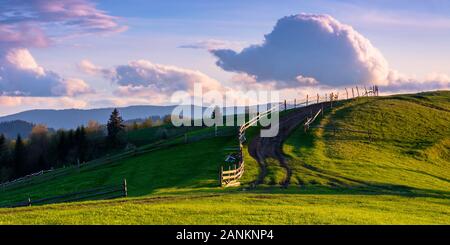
[248,103,328,187]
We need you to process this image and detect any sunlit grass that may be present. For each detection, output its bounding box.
[0,91,449,224]
[0,193,449,224]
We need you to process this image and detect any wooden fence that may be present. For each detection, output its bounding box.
[303,85,379,140]
[220,159,245,187]
[1,126,236,192]
[219,84,380,187]
[219,102,280,187]
[0,179,127,208]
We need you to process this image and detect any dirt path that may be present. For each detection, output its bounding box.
[249,103,327,187]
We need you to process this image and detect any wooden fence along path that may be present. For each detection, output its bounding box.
[220,103,280,187]
[0,126,236,192]
[220,85,379,187]
[304,85,378,140]
[0,179,127,208]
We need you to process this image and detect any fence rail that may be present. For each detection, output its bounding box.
[219,84,380,187]
[302,85,379,139]
[219,102,279,187]
[1,126,236,192]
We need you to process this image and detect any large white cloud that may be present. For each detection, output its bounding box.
[0,48,92,96]
[212,13,449,92]
[212,14,390,88]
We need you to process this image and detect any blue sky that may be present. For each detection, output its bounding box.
[1,0,449,115]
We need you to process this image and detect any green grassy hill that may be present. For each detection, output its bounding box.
[0,91,449,224]
[281,91,450,195]
[0,126,237,205]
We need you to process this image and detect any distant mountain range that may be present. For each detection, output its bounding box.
[0,105,178,130]
[0,104,266,133]
[0,120,36,139]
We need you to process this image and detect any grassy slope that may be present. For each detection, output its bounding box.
[0,131,236,205]
[1,192,449,224]
[283,91,450,195]
[0,91,449,224]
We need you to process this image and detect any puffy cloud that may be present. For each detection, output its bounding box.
[296,75,319,86]
[212,13,449,92]
[0,48,92,96]
[0,0,114,98]
[81,59,223,96]
[384,71,450,92]
[0,0,126,48]
[78,59,112,77]
[212,14,389,88]
[52,78,93,97]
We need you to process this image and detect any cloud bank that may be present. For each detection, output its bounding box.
[0,0,125,44]
[0,0,125,97]
[0,48,92,96]
[212,13,449,92]
[80,59,223,97]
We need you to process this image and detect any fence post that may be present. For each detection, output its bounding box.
[356,86,360,97]
[364,86,368,96]
[306,94,309,106]
[352,87,354,98]
[284,100,287,111]
[123,178,128,197]
[330,92,333,108]
[219,166,223,187]
[345,88,348,99]
[317,93,319,104]
[294,98,296,108]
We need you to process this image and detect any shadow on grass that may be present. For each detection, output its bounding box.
[240,183,450,200]
[276,98,450,201]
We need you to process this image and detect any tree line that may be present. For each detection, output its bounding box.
[0,109,166,183]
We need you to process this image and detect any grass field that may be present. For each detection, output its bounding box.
[0,129,236,205]
[0,91,449,224]
[1,192,449,224]
[281,91,450,195]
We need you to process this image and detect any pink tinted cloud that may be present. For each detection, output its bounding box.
[0,0,120,98]
[0,48,94,97]
[80,59,223,96]
[0,24,50,49]
[0,0,126,49]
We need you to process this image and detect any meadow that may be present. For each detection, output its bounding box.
[0,91,449,224]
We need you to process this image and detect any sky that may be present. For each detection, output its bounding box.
[0,0,449,116]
